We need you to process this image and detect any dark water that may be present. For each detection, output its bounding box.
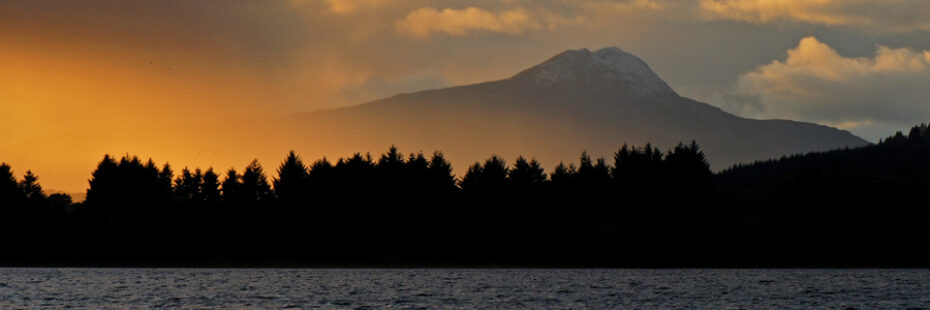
[1,268,929,309]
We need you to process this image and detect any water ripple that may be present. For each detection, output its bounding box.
[0,269,928,309]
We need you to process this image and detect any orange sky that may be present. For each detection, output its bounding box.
[2,0,929,193]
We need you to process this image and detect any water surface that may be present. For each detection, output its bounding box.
[1,268,928,309]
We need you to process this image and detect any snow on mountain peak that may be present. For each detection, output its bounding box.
[513,47,676,96]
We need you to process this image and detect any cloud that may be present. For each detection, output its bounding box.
[327,0,392,13]
[395,7,547,38]
[723,36,930,139]
[393,1,679,38]
[289,0,392,14]
[698,0,930,31]
[585,0,669,11]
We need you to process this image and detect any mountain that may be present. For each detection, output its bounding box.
[288,47,868,170]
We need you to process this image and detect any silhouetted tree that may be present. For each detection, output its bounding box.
[19,170,44,201]
[612,143,664,197]
[375,146,407,198]
[461,156,508,196]
[333,153,376,198]
[509,156,546,193]
[576,151,611,192]
[47,193,72,211]
[907,123,930,145]
[201,168,222,207]
[0,163,25,208]
[401,152,432,200]
[549,162,577,192]
[17,170,48,218]
[274,151,309,207]
[406,152,429,179]
[86,155,172,219]
[427,152,456,193]
[378,146,405,176]
[175,168,204,206]
[307,158,335,198]
[85,155,118,215]
[158,162,175,203]
[11,133,930,267]
[460,163,483,194]
[221,168,242,204]
[665,141,714,196]
[240,159,273,204]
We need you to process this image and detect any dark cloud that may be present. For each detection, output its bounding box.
[0,1,311,69]
[699,0,930,32]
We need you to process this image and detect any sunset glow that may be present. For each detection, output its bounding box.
[2,0,929,193]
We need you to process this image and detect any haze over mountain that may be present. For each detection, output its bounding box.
[1,46,871,193]
[286,47,868,170]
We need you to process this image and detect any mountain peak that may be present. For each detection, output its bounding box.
[512,47,676,96]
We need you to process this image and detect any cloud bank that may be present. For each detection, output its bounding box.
[725,36,930,139]
[396,7,541,37]
[323,0,392,14]
[699,0,930,31]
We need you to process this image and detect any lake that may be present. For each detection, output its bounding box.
[1,268,928,309]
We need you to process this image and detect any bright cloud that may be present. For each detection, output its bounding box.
[586,0,669,11]
[325,0,391,14]
[699,0,930,31]
[289,0,391,14]
[724,36,930,138]
[395,6,548,38]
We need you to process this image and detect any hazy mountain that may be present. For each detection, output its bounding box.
[289,47,868,170]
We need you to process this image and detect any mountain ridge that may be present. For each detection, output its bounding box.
[512,47,677,97]
[290,47,868,170]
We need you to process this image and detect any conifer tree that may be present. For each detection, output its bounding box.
[19,170,47,208]
[550,162,576,190]
[85,155,120,214]
[241,159,273,203]
[472,156,509,195]
[174,168,204,205]
[201,168,222,206]
[0,163,24,208]
[158,163,175,201]
[307,158,334,191]
[221,168,242,203]
[460,162,484,193]
[428,151,456,193]
[19,170,44,200]
[509,156,546,193]
[274,151,309,206]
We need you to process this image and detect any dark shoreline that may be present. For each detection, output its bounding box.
[5,125,930,269]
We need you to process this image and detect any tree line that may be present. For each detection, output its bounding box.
[3,123,930,266]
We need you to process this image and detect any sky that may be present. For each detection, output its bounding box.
[2,0,929,192]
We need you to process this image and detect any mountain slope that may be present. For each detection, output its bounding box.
[289,47,868,170]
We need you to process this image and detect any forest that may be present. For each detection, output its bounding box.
[2,124,930,267]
